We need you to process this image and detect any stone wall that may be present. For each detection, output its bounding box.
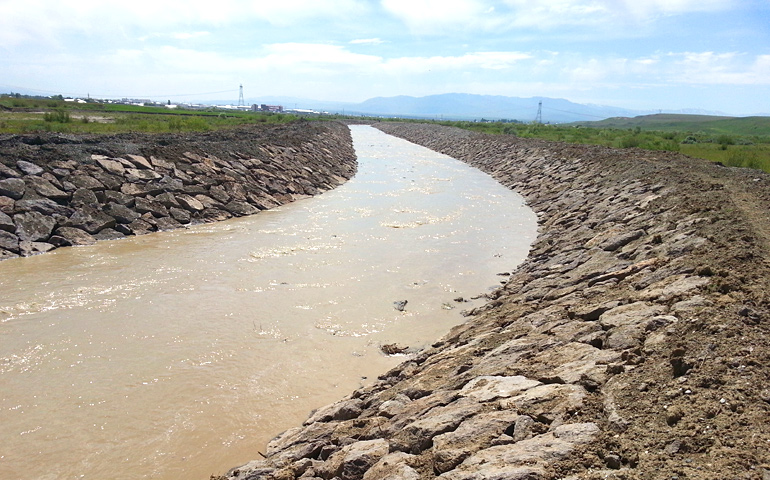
[220,123,770,479]
[0,121,356,260]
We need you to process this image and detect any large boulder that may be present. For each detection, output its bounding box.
[66,206,117,234]
[16,160,44,176]
[103,203,141,224]
[15,199,75,217]
[50,227,97,246]
[13,211,56,242]
[0,211,15,233]
[0,178,26,200]
[0,230,20,253]
[26,176,69,200]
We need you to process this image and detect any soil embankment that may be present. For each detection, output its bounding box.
[222,123,770,480]
[0,121,356,260]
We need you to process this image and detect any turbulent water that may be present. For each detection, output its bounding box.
[0,125,537,480]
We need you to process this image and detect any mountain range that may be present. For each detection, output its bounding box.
[243,93,731,123]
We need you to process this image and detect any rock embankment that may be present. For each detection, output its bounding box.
[0,121,356,260]
[222,123,770,479]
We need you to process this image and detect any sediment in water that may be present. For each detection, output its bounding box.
[221,123,770,479]
[0,121,356,260]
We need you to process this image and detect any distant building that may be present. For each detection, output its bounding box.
[256,104,283,113]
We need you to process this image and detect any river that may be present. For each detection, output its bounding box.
[0,125,537,479]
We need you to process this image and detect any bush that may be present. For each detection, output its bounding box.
[43,109,71,123]
[619,136,641,148]
[716,134,735,146]
[681,135,698,144]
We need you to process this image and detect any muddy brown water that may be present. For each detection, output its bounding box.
[0,126,537,480]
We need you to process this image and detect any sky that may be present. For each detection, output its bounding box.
[1,0,769,115]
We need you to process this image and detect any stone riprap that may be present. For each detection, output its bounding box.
[220,123,770,480]
[0,122,356,260]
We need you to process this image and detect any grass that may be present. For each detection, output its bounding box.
[0,95,298,134]
[402,118,770,174]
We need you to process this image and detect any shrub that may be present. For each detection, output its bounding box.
[619,136,641,148]
[43,109,71,123]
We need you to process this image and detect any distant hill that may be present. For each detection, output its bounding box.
[340,93,642,123]
[571,114,770,136]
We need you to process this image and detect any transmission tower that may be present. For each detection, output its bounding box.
[535,100,542,124]
[238,84,245,106]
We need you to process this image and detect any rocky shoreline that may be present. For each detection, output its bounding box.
[221,123,770,480]
[0,121,356,260]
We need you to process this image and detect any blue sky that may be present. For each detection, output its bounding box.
[1,0,769,114]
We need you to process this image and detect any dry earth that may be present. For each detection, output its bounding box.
[219,123,770,480]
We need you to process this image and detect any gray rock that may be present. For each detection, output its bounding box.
[392,399,482,454]
[16,160,44,176]
[176,194,205,212]
[71,188,99,207]
[0,163,21,178]
[96,158,126,175]
[459,376,542,402]
[362,452,420,480]
[125,168,162,181]
[432,410,521,474]
[93,228,126,241]
[0,211,15,233]
[0,196,14,214]
[50,227,96,246]
[0,178,26,200]
[19,240,55,256]
[0,249,19,260]
[321,439,390,480]
[103,203,141,224]
[68,175,105,191]
[14,211,56,242]
[15,198,75,217]
[169,207,191,224]
[305,398,363,425]
[0,230,20,252]
[128,218,155,235]
[440,423,599,479]
[120,182,152,197]
[26,176,69,200]
[91,171,123,190]
[125,154,152,169]
[224,200,259,216]
[103,190,135,206]
[155,192,180,208]
[66,207,117,234]
[135,197,169,217]
[154,216,182,231]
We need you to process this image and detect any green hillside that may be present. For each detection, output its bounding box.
[572,114,770,136]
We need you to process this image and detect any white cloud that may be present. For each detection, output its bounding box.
[381,0,501,33]
[670,51,770,85]
[381,0,738,33]
[350,38,386,45]
[0,0,366,46]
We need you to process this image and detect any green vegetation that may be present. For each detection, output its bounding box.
[0,95,298,134]
[401,115,770,174]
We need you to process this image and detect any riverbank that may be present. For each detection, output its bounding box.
[221,123,770,479]
[0,121,356,260]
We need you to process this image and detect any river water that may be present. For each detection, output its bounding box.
[0,125,537,480]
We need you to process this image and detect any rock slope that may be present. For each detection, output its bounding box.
[220,123,770,480]
[0,121,356,260]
